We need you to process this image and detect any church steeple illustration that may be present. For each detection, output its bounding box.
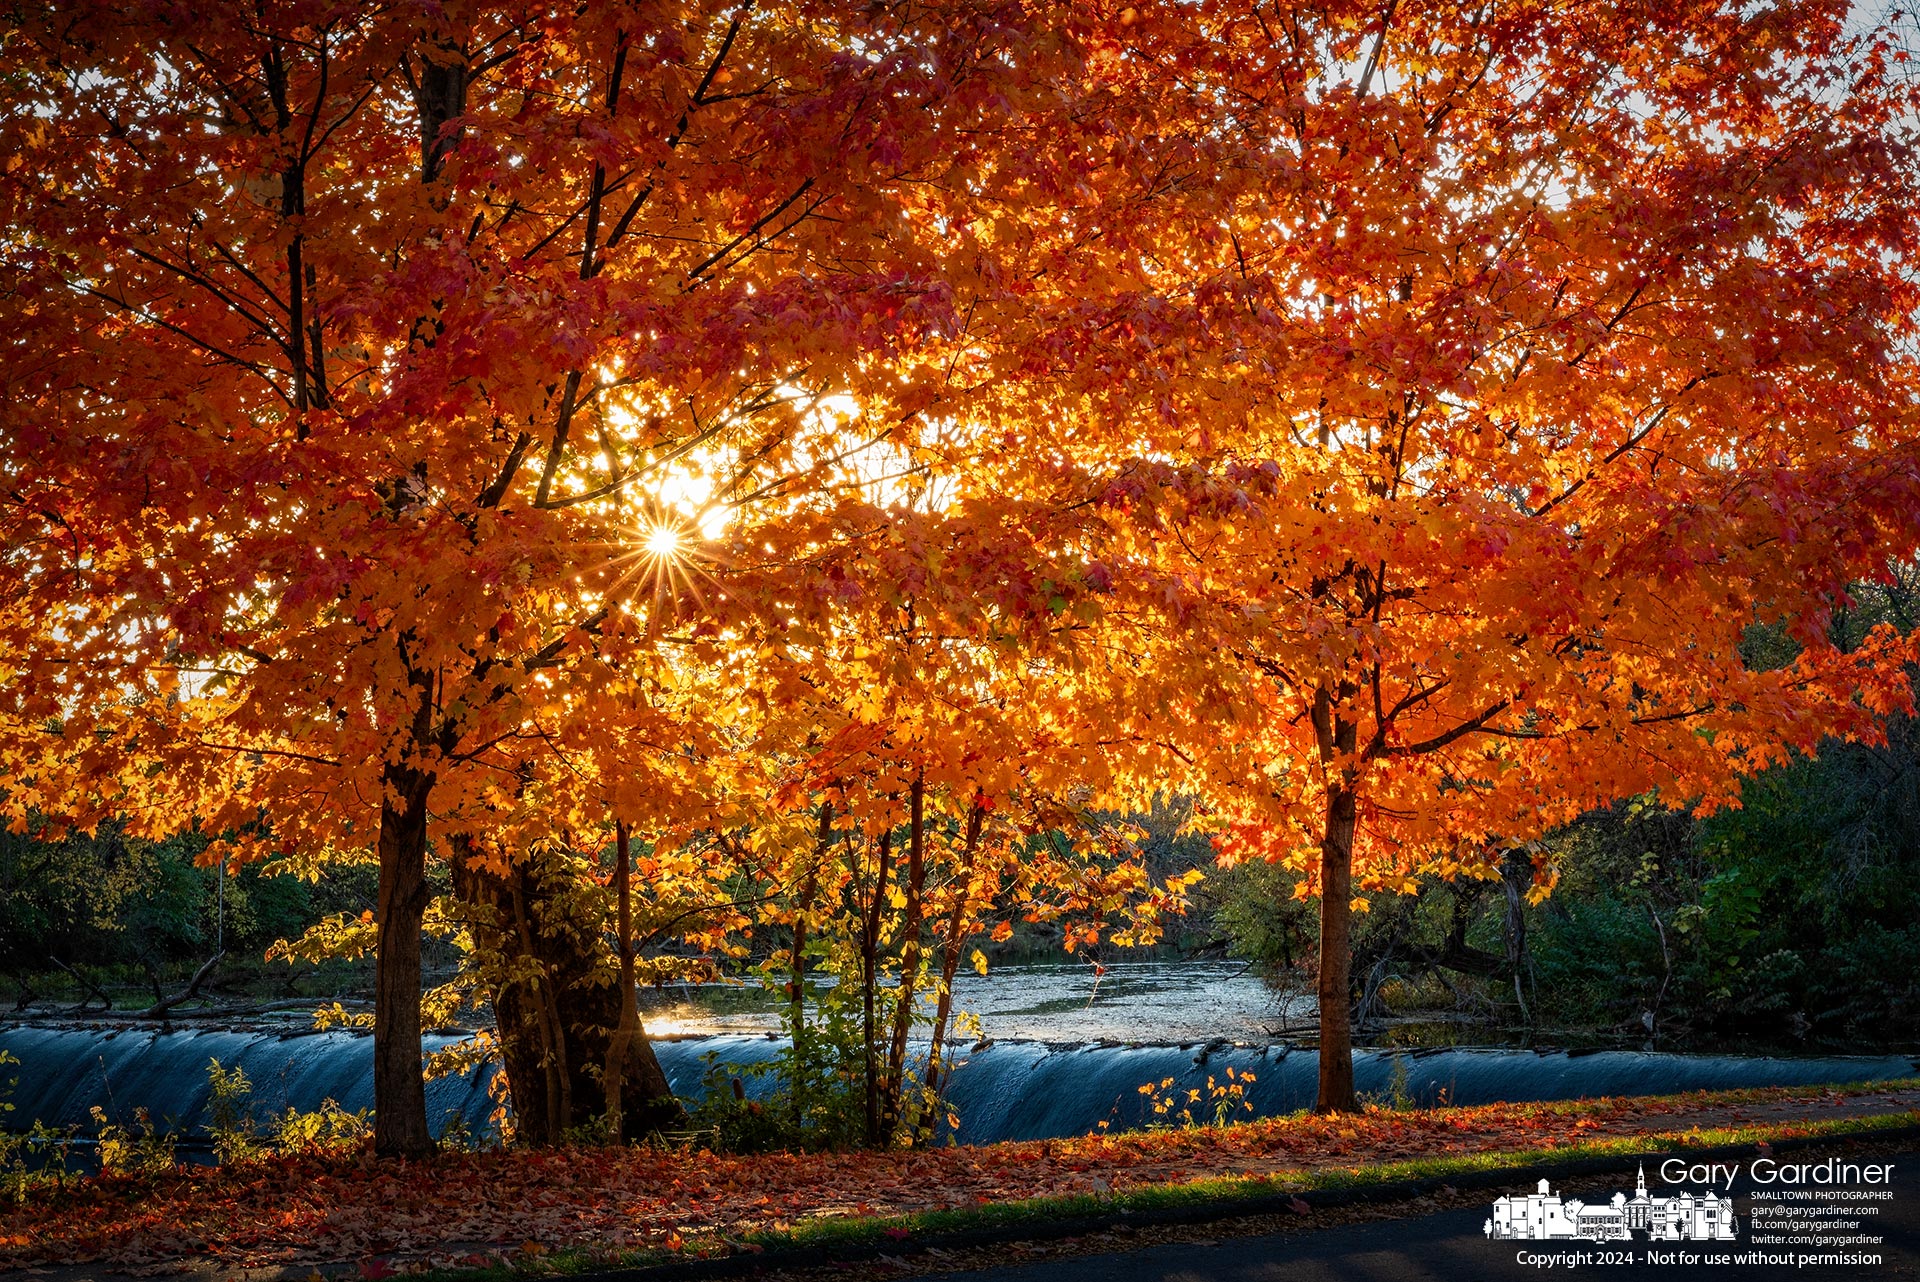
[1491,1165,1735,1243]
[1623,1164,1656,1232]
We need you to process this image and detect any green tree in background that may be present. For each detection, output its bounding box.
[0,825,375,1012]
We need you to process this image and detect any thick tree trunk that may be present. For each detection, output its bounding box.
[606,1006,679,1139]
[510,876,572,1138]
[1315,781,1360,1113]
[450,836,678,1144]
[374,762,435,1158]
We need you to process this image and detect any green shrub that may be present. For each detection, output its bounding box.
[269,1099,370,1156]
[204,1059,267,1165]
[91,1106,176,1177]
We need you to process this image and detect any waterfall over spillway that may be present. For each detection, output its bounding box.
[0,1026,495,1142]
[3,1024,1914,1149]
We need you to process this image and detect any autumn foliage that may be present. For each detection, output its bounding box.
[3,1083,1913,1273]
[3,0,1919,1148]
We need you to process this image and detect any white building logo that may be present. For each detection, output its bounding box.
[1486,1165,1738,1242]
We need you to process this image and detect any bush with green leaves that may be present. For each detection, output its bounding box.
[1519,707,1920,1048]
[200,1057,371,1164]
[268,1099,371,1156]
[90,1106,176,1178]
[689,984,932,1154]
[204,1059,267,1165]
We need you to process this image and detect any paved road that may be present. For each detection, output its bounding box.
[927,1153,1920,1282]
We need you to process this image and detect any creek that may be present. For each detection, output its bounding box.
[3,963,1914,1149]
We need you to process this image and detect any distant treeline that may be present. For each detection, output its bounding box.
[0,827,383,1012]
[6,700,1917,1050]
[1202,580,1920,1053]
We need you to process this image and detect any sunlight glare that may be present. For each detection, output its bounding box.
[644,523,681,559]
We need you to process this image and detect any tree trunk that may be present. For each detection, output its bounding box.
[509,875,572,1139]
[1315,781,1359,1113]
[374,761,435,1157]
[1501,848,1534,1030]
[449,836,679,1145]
[449,837,556,1143]
[604,821,681,1141]
[1307,681,1362,1115]
[603,821,636,1138]
[883,772,927,1133]
[924,797,985,1117]
[789,800,832,1128]
[860,827,892,1147]
[366,27,469,1163]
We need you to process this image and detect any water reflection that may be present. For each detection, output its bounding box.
[637,959,1314,1043]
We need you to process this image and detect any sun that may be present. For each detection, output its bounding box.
[643,522,682,560]
[583,511,723,630]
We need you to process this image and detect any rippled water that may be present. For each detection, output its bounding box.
[637,959,1312,1043]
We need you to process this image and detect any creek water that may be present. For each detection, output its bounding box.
[635,959,1307,1042]
[3,962,1914,1149]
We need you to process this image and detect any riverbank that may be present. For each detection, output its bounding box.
[2,1080,1915,1279]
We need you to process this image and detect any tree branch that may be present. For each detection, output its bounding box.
[1389,699,1513,756]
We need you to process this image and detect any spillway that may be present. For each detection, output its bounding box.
[4,1024,1912,1150]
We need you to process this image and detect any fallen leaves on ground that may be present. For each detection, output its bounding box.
[2,1084,1913,1274]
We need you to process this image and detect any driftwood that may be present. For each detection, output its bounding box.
[0,995,372,1028]
[50,957,112,1014]
[137,951,225,1019]
[211,997,368,1018]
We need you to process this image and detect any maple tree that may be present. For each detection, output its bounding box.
[0,0,1106,1154]
[1032,0,1920,1111]
[5,0,1920,1161]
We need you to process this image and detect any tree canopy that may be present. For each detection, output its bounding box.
[3,0,1917,1142]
